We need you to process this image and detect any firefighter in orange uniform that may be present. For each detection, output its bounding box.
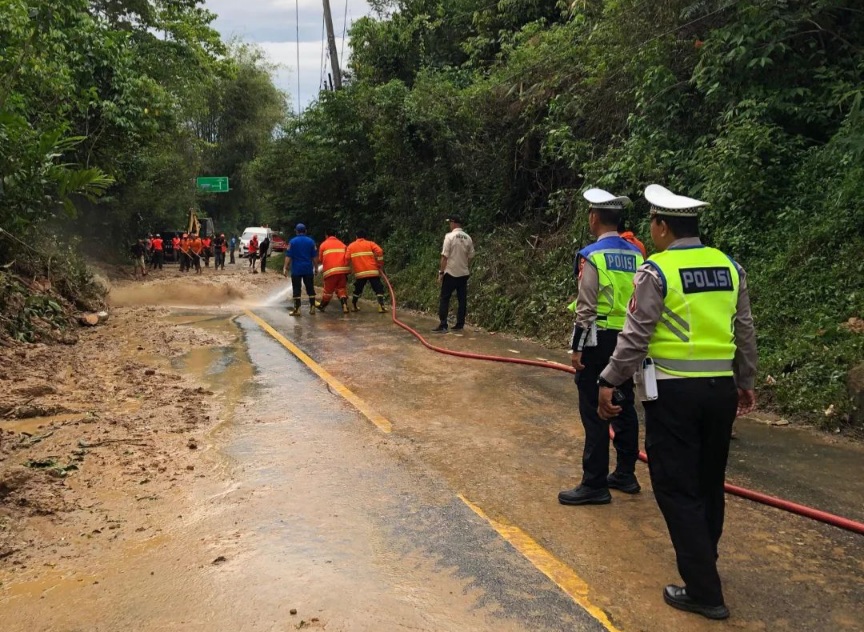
[316,228,352,314]
[345,230,386,313]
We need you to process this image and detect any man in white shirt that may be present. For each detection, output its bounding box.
[433,216,475,333]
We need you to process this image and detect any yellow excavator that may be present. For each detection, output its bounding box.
[187,208,215,237]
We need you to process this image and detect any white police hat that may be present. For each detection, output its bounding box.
[583,188,631,210]
[645,184,708,217]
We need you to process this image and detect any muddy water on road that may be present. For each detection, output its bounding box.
[2,311,605,632]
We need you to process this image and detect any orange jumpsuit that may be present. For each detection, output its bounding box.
[319,236,350,303]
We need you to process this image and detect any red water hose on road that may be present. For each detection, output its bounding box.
[381,274,864,536]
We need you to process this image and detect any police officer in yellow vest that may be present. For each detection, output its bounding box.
[598,184,757,620]
[558,189,644,506]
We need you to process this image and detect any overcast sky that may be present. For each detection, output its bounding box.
[204,0,372,112]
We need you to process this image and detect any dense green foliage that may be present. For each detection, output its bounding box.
[0,0,285,338]
[256,0,864,426]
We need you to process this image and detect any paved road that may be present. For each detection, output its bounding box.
[6,302,861,632]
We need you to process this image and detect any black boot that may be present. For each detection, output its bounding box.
[557,485,611,506]
[607,471,641,494]
[340,297,349,314]
[663,586,729,620]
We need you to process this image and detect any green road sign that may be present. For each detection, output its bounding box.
[196,176,230,193]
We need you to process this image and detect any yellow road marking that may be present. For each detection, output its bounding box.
[243,309,392,433]
[458,495,622,632]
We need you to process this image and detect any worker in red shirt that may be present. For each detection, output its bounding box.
[150,234,164,270]
[201,235,212,268]
[248,235,259,274]
[190,233,203,274]
[316,228,351,314]
[171,235,181,264]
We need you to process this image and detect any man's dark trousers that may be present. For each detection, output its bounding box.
[438,273,468,327]
[575,329,639,488]
[292,274,315,299]
[643,377,736,607]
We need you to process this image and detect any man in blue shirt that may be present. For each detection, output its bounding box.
[283,223,319,316]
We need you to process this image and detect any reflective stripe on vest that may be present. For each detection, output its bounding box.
[578,237,644,331]
[355,269,380,278]
[323,266,351,278]
[646,246,739,378]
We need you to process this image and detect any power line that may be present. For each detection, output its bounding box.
[341,0,349,67]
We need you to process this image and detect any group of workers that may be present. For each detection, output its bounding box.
[280,224,388,316]
[559,184,757,621]
[132,233,241,278]
[174,232,232,273]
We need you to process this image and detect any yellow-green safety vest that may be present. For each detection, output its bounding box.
[572,236,644,330]
[646,246,739,377]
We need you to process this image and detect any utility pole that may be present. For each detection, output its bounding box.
[322,0,342,90]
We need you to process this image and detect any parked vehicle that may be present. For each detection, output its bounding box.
[270,233,288,252]
[239,227,273,257]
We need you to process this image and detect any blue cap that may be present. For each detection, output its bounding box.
[295,223,306,232]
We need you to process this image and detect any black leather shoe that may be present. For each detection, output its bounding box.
[663,585,729,620]
[558,485,611,506]
[607,471,641,494]
[451,325,464,331]
[432,324,449,333]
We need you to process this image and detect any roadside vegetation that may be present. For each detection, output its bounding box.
[0,0,285,342]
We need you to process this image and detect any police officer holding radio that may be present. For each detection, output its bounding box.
[598,184,757,620]
[558,189,643,507]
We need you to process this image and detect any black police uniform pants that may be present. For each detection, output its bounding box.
[643,377,737,607]
[438,273,468,328]
[292,274,315,298]
[575,329,639,489]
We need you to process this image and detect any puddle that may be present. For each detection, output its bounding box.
[0,413,88,435]
[168,312,254,426]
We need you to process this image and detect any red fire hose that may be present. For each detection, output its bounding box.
[381,274,864,536]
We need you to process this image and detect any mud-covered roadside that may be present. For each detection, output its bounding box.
[0,263,284,572]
